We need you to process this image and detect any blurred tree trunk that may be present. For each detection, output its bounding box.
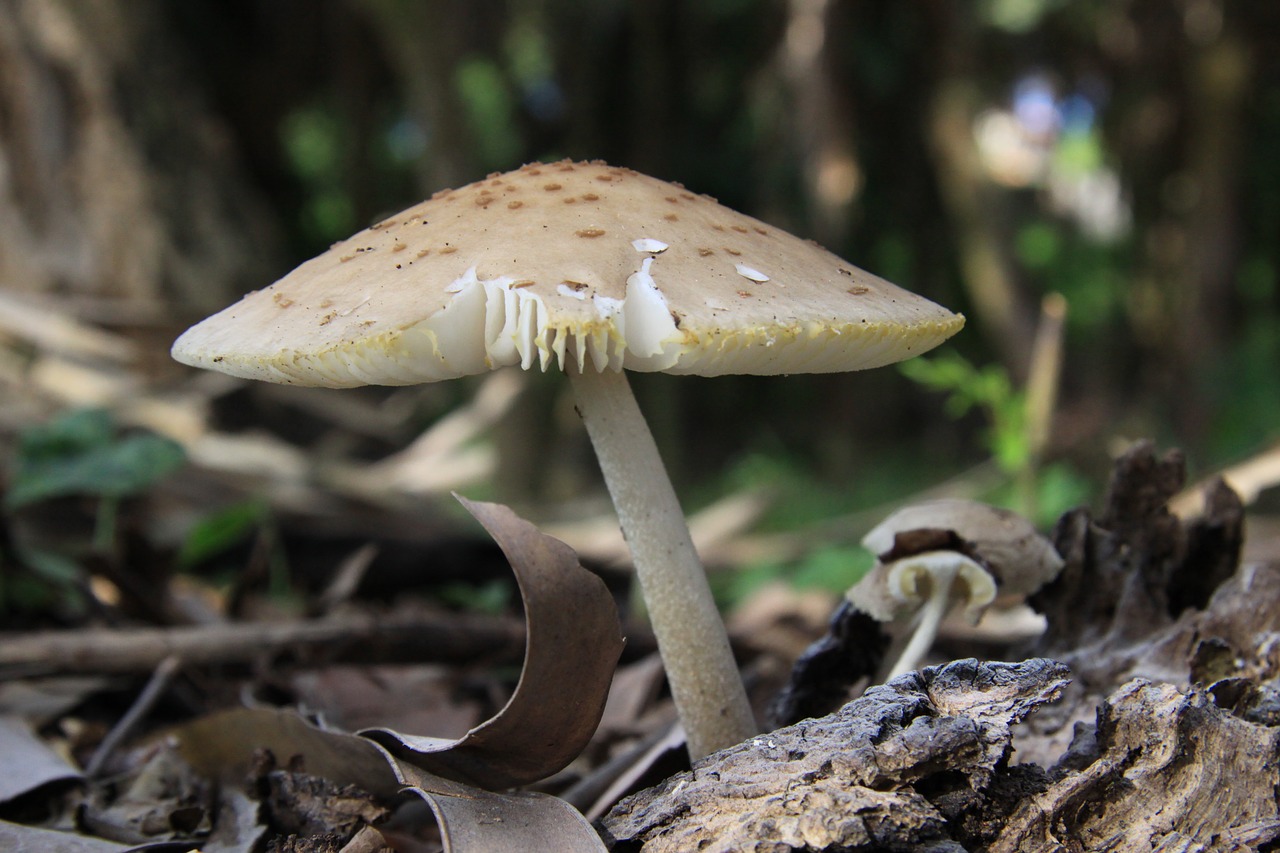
[0,0,279,316]
[357,0,475,190]
[779,0,860,249]
[925,1,1036,378]
[1172,23,1248,441]
[1110,4,1250,444]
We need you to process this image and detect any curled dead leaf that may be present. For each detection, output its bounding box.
[361,495,625,788]
[174,497,622,852]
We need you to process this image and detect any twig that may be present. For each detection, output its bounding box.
[561,719,684,822]
[85,655,182,777]
[1019,292,1068,519]
[1170,442,1280,518]
[0,611,530,678]
[310,543,379,616]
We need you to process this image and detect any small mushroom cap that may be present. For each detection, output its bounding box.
[172,160,963,388]
[860,499,1064,597]
[847,551,997,622]
[893,551,997,620]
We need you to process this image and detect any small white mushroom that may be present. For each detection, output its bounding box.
[848,499,1063,681]
[879,551,996,680]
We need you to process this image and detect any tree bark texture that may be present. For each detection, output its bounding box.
[0,0,277,312]
[602,658,1071,852]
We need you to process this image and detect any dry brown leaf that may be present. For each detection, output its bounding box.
[174,497,621,852]
[0,714,83,803]
[390,762,605,853]
[0,819,133,853]
[360,495,624,788]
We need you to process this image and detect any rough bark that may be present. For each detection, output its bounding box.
[993,678,1280,852]
[618,442,1280,850]
[767,599,887,729]
[1029,441,1254,694]
[1007,441,1280,850]
[1031,442,1190,651]
[601,658,1071,852]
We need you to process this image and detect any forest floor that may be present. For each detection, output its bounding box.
[2,306,1280,852]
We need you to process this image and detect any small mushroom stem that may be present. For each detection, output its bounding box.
[568,365,756,760]
[883,558,961,681]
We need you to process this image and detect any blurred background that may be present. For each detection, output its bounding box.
[2,0,1278,615]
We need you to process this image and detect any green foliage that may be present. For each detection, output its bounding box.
[1204,255,1280,458]
[280,105,356,246]
[2,409,185,614]
[713,545,873,611]
[1015,222,1062,271]
[787,544,875,593]
[900,351,1091,525]
[1013,219,1128,336]
[871,233,915,285]
[454,58,520,170]
[720,453,857,532]
[177,498,273,570]
[899,351,1029,474]
[1052,126,1104,176]
[0,549,88,618]
[6,409,186,509]
[1028,462,1092,522]
[981,0,1066,33]
[707,449,955,609]
[433,578,514,616]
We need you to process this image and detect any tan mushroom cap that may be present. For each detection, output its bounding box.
[860,499,1064,596]
[172,160,964,388]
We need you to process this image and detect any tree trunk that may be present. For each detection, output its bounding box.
[0,0,278,315]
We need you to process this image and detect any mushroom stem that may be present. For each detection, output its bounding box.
[883,560,960,681]
[569,365,756,760]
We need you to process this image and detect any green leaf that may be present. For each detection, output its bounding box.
[18,408,114,457]
[0,549,88,616]
[789,545,874,594]
[901,352,1031,477]
[177,499,271,569]
[6,410,185,508]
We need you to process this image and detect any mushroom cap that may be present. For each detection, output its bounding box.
[890,551,997,621]
[860,499,1064,597]
[846,550,998,623]
[172,160,963,387]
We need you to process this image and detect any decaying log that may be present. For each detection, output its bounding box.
[1031,440,1247,658]
[628,442,1280,850]
[1032,441,1190,650]
[601,658,1070,852]
[1016,442,1267,744]
[1007,442,1280,850]
[767,599,887,728]
[993,679,1280,852]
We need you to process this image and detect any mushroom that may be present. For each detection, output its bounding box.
[171,160,964,759]
[848,499,1064,681]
